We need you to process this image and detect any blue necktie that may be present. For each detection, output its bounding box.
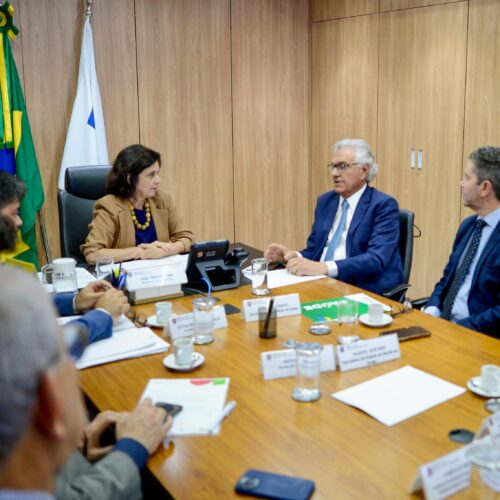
[324,199,349,262]
[442,218,487,320]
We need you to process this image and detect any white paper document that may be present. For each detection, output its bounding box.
[141,378,230,436]
[120,254,189,273]
[58,314,135,332]
[266,269,327,289]
[331,366,465,426]
[38,267,97,292]
[75,327,169,370]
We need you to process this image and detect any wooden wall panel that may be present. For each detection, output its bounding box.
[462,0,500,220]
[232,0,310,252]
[311,0,379,22]
[311,15,379,202]
[17,0,138,263]
[380,0,462,12]
[135,0,233,244]
[377,3,467,298]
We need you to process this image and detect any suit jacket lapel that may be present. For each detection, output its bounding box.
[346,186,371,256]
[471,221,500,285]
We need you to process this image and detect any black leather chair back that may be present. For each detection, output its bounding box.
[398,209,414,284]
[58,165,111,263]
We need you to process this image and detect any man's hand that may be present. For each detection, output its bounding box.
[81,410,124,462]
[95,288,130,321]
[116,398,172,455]
[75,280,112,311]
[264,243,289,264]
[287,257,328,276]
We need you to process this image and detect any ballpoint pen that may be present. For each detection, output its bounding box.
[209,400,237,434]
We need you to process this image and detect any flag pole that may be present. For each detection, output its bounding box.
[86,0,93,18]
[37,209,51,264]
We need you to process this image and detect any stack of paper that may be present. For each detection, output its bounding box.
[58,315,169,369]
[141,378,230,436]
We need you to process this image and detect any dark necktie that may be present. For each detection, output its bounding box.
[442,218,487,320]
[324,200,349,261]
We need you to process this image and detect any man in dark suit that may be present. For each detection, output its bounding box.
[424,146,500,337]
[265,139,404,295]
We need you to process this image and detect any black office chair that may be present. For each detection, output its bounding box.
[382,208,415,302]
[58,165,111,263]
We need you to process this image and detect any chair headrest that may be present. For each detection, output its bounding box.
[64,165,111,199]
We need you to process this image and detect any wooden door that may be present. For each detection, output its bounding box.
[377,2,468,298]
[311,14,379,203]
[462,0,500,220]
[311,0,379,22]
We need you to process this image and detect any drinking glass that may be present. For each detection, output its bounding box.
[95,257,114,280]
[292,342,322,402]
[466,442,500,498]
[251,258,271,296]
[192,297,217,344]
[337,300,359,345]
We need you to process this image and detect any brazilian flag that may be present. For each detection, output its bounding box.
[0,2,44,270]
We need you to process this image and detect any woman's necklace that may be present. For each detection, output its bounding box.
[129,200,151,231]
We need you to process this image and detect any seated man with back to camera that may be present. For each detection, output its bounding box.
[265,139,404,295]
[0,267,172,499]
[81,144,194,265]
[0,170,129,344]
[424,146,500,337]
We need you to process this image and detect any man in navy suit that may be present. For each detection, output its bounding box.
[424,147,500,337]
[265,139,404,295]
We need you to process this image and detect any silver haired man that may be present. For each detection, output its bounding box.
[0,267,171,499]
[265,139,404,294]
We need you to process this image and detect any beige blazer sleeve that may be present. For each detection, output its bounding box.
[81,191,194,258]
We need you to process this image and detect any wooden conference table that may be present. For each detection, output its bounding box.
[78,277,498,499]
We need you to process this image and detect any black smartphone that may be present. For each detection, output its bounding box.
[155,402,183,417]
[235,469,315,500]
[380,326,431,341]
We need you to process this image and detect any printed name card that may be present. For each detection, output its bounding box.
[336,334,400,372]
[260,345,336,381]
[242,293,301,322]
[168,306,228,340]
[409,446,471,500]
[127,266,187,290]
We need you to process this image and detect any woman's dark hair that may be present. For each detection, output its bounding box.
[106,144,161,198]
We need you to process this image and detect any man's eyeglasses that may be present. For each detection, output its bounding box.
[327,162,357,173]
[126,309,147,327]
[390,300,413,318]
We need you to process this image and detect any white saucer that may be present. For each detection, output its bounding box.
[147,315,167,328]
[467,376,500,398]
[163,353,205,372]
[359,313,393,328]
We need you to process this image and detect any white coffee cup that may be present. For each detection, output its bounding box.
[368,303,384,323]
[480,365,500,393]
[155,301,173,325]
[174,337,194,366]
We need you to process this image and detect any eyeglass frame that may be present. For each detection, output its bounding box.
[126,309,147,328]
[326,162,358,173]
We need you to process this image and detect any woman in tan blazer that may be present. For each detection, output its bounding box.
[81,144,193,265]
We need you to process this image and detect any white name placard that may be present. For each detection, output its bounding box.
[336,334,400,372]
[168,306,228,340]
[127,266,187,291]
[260,345,336,381]
[409,446,471,500]
[242,293,301,322]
